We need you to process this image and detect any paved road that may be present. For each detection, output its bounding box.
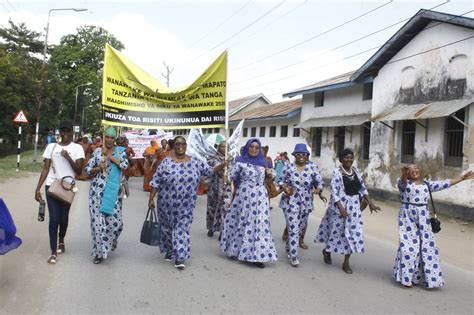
[1,176,473,314]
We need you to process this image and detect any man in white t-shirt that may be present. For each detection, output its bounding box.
[34,121,85,264]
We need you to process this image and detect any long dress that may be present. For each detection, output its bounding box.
[85,147,128,259]
[149,156,212,262]
[315,167,368,255]
[279,162,324,259]
[392,179,450,288]
[206,155,233,233]
[220,162,278,263]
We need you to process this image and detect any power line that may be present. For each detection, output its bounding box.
[227,0,309,50]
[233,2,459,86]
[0,1,11,13]
[5,0,16,12]
[185,0,252,52]
[236,35,473,98]
[234,0,394,71]
[190,0,287,62]
[386,35,473,64]
[234,45,381,93]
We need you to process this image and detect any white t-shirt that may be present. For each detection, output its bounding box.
[43,143,85,186]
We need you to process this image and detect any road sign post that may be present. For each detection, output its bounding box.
[13,109,29,172]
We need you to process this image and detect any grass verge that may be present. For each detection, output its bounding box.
[0,150,42,182]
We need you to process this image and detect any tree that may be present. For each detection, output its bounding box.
[50,25,125,135]
[0,20,44,148]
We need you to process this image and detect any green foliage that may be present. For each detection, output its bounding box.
[50,25,124,135]
[0,21,125,147]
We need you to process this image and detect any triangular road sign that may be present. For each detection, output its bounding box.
[13,109,28,123]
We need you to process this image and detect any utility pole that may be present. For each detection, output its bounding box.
[161,62,174,88]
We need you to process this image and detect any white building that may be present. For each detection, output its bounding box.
[285,10,474,219]
[225,98,305,160]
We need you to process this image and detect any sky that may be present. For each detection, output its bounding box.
[0,0,472,103]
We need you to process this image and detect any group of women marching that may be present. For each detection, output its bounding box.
[34,122,474,290]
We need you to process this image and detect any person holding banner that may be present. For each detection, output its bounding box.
[85,127,129,264]
[220,138,278,268]
[206,141,233,238]
[148,136,227,270]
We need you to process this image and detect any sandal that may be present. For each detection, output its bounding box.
[299,241,309,250]
[403,284,413,288]
[322,249,332,264]
[93,256,103,264]
[57,243,65,254]
[47,254,57,264]
[342,263,353,274]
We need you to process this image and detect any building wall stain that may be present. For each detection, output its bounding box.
[397,77,466,105]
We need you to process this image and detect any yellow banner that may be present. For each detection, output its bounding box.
[101,44,227,129]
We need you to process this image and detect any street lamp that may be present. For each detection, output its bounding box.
[82,104,94,133]
[33,7,88,162]
[74,82,93,139]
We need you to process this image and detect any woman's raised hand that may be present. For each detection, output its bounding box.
[462,170,474,181]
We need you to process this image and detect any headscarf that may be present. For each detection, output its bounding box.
[236,138,266,168]
[105,127,117,138]
[144,140,159,156]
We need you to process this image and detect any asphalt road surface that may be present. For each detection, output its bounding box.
[1,176,473,314]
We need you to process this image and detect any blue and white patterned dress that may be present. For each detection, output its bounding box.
[279,162,324,259]
[206,156,233,233]
[85,147,129,259]
[220,162,278,263]
[149,156,212,262]
[315,167,368,255]
[392,179,450,288]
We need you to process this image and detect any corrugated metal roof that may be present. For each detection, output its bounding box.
[229,93,271,114]
[230,98,302,122]
[352,10,474,81]
[370,100,472,121]
[297,114,369,128]
[283,71,354,98]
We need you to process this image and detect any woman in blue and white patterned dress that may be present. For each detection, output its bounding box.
[393,164,473,288]
[279,143,326,267]
[85,127,129,264]
[220,138,278,268]
[148,136,226,270]
[316,148,380,274]
[206,141,233,238]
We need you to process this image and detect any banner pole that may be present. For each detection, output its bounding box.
[224,51,229,180]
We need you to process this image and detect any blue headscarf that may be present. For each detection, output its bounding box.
[236,138,266,168]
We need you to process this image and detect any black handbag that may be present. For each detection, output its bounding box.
[425,181,441,233]
[140,208,161,246]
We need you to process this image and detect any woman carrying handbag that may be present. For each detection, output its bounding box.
[393,165,474,289]
[34,121,84,264]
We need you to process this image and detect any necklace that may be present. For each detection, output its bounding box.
[340,166,353,176]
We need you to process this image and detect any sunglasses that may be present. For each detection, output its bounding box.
[294,153,309,157]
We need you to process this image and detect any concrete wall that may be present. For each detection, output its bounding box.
[301,84,371,119]
[299,84,371,178]
[367,22,474,209]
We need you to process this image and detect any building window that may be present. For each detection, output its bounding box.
[362,82,373,100]
[401,120,416,163]
[243,127,248,137]
[293,127,300,137]
[311,127,322,157]
[334,127,345,155]
[251,127,257,137]
[229,128,234,136]
[280,125,288,137]
[269,126,276,137]
[207,128,213,134]
[314,92,324,107]
[361,122,371,160]
[260,126,266,137]
[444,108,465,167]
[214,128,220,133]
